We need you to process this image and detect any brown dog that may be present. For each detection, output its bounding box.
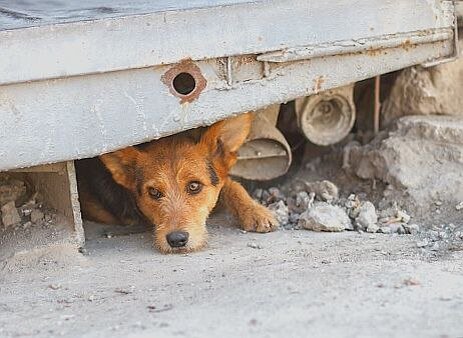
[76,113,278,253]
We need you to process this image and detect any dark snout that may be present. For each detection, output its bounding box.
[166,231,189,248]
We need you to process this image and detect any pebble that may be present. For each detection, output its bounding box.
[379,226,392,234]
[355,201,378,232]
[403,223,420,235]
[267,201,289,225]
[304,180,339,203]
[247,242,263,249]
[298,202,351,232]
[366,223,380,233]
[114,286,135,294]
[456,202,463,211]
[416,239,429,248]
[49,284,62,290]
[30,209,44,223]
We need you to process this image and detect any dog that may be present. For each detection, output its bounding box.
[76,113,278,253]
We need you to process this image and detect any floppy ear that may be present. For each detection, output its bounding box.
[99,147,141,190]
[201,112,253,154]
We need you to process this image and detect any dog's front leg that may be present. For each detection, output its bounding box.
[221,178,278,232]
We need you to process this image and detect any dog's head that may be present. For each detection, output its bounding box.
[100,113,252,253]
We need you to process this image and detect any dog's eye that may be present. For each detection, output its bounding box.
[187,181,202,195]
[148,187,163,200]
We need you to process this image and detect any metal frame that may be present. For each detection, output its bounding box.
[0,0,458,171]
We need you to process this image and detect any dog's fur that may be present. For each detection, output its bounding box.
[76,113,277,253]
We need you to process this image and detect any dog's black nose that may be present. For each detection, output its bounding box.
[166,231,189,248]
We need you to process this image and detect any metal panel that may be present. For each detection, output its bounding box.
[0,0,455,85]
[0,38,453,171]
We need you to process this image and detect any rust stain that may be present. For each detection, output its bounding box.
[312,75,325,93]
[161,60,207,104]
[399,39,416,52]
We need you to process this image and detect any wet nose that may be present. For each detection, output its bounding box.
[166,231,189,248]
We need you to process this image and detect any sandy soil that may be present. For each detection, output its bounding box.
[1,212,462,338]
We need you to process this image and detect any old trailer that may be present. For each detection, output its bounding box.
[0,0,459,261]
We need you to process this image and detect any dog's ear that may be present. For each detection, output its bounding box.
[100,147,142,190]
[201,112,252,155]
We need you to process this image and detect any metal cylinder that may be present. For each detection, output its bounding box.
[230,105,292,181]
[295,84,356,146]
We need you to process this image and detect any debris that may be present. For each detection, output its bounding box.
[287,191,314,214]
[403,223,420,235]
[403,278,420,286]
[49,284,62,290]
[30,209,44,223]
[1,201,21,228]
[267,201,289,225]
[114,286,135,294]
[304,180,339,203]
[298,202,351,232]
[247,242,263,249]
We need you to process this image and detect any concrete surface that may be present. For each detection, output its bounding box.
[1,213,462,338]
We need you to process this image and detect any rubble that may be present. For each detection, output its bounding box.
[304,180,339,202]
[354,201,378,232]
[0,175,54,233]
[298,202,351,232]
[267,201,289,225]
[254,180,416,236]
[346,115,463,221]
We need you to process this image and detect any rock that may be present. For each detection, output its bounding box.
[355,201,378,231]
[381,52,463,127]
[247,242,263,249]
[260,187,285,205]
[252,189,264,201]
[346,115,463,221]
[1,201,21,228]
[404,223,420,235]
[379,226,392,234]
[267,201,289,225]
[304,180,339,203]
[386,223,404,234]
[345,194,361,219]
[298,202,351,232]
[287,191,314,214]
[30,209,44,223]
[366,223,380,234]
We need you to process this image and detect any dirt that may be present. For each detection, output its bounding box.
[0,214,462,338]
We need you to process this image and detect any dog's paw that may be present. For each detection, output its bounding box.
[240,204,278,233]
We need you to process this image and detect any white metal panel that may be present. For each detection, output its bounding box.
[0,0,455,85]
[0,39,453,171]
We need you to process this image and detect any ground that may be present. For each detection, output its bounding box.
[1,212,462,338]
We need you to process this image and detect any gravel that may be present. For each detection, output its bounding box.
[0,176,55,232]
[253,181,417,236]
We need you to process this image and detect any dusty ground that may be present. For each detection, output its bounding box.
[1,212,462,338]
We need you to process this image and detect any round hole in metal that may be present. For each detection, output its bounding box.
[172,72,196,96]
